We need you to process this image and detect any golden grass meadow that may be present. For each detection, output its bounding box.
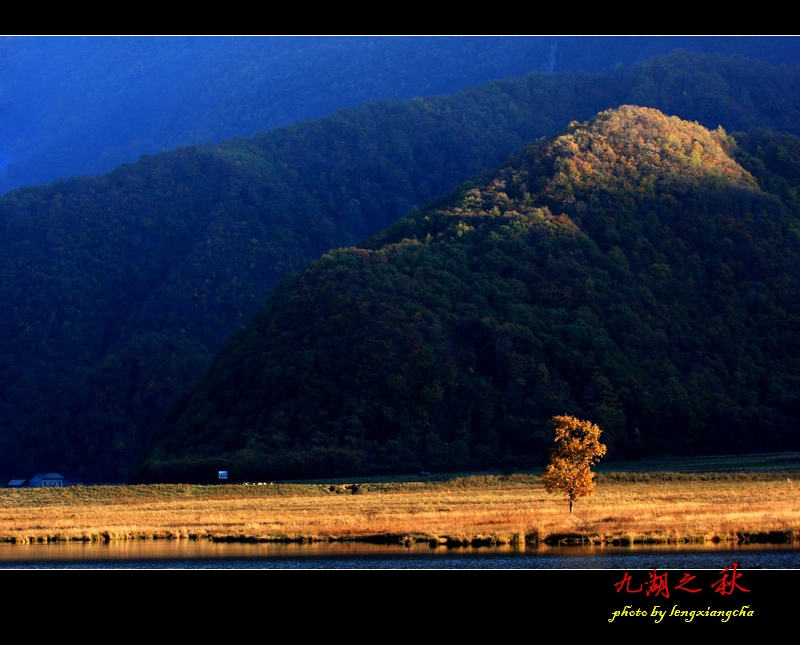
[2,463,800,547]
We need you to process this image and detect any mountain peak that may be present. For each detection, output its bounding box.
[532,105,757,201]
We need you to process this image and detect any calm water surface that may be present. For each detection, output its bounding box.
[2,540,799,569]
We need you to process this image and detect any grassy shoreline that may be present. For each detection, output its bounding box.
[2,471,800,547]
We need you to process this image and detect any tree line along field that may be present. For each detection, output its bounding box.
[1,467,799,547]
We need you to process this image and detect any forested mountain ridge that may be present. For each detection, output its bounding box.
[4,36,800,195]
[4,51,800,481]
[141,106,800,482]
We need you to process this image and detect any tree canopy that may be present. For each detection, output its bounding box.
[541,416,606,513]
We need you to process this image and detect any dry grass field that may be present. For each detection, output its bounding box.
[1,471,799,546]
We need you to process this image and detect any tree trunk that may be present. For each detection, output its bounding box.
[569,499,573,514]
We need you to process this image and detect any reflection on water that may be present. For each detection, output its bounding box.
[2,540,800,568]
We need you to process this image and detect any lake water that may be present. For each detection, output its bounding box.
[2,540,799,569]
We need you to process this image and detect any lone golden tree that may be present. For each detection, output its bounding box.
[541,416,607,514]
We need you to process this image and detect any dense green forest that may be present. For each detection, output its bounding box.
[4,51,800,481]
[141,106,800,482]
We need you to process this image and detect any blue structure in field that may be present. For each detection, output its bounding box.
[6,473,81,488]
[27,473,68,487]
